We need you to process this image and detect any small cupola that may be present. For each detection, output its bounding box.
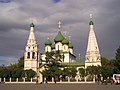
[30,22,35,27]
[89,14,94,25]
[62,38,69,45]
[45,38,52,46]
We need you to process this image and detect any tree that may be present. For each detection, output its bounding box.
[62,67,70,79]
[17,57,24,69]
[21,69,36,79]
[11,69,24,78]
[0,56,26,79]
[0,67,11,78]
[0,67,5,78]
[41,51,63,82]
[79,68,85,79]
[7,57,24,78]
[69,67,77,78]
[26,69,36,79]
[86,66,99,76]
[101,57,114,80]
[115,46,120,73]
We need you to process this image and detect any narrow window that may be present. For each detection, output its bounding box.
[47,47,48,52]
[37,52,39,60]
[64,46,66,50]
[32,52,35,59]
[27,52,30,59]
[58,45,59,50]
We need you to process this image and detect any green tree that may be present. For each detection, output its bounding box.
[1,67,11,78]
[62,66,77,80]
[41,51,63,82]
[0,67,5,78]
[21,69,36,79]
[69,67,77,78]
[62,67,71,78]
[11,69,24,78]
[26,69,36,79]
[17,57,24,69]
[101,57,114,80]
[79,68,85,79]
[115,46,120,73]
[86,66,99,76]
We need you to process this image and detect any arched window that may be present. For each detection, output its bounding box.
[37,52,39,60]
[58,45,59,50]
[64,46,66,50]
[32,52,35,59]
[47,47,48,52]
[27,52,30,59]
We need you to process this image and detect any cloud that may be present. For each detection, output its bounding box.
[52,0,61,3]
[0,0,120,65]
[0,0,11,3]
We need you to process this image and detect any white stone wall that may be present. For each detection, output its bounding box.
[85,62,101,68]
[64,53,70,62]
[45,46,51,52]
[55,42,62,50]
[63,45,68,52]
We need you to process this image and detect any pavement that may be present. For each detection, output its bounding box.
[0,83,120,90]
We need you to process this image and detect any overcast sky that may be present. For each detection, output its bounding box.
[0,0,120,65]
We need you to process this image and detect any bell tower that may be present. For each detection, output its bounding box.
[85,14,101,68]
[24,22,40,73]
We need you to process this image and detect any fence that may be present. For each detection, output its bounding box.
[0,76,96,84]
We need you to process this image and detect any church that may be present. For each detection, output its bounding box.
[41,20,76,63]
[23,14,101,78]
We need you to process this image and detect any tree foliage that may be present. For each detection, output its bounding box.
[0,56,36,79]
[79,68,85,78]
[100,57,114,79]
[114,46,120,73]
[41,51,63,82]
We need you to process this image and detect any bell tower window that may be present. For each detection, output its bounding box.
[32,52,35,59]
[27,52,30,59]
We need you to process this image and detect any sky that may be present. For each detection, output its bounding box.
[0,0,120,65]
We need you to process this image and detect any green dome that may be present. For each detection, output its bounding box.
[45,39,52,46]
[54,31,64,43]
[62,38,69,44]
[69,42,73,48]
[30,22,35,27]
[51,45,55,49]
[89,21,94,25]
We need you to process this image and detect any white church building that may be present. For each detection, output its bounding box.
[41,20,76,63]
[24,15,101,76]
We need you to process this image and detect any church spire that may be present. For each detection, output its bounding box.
[28,22,36,42]
[24,22,40,73]
[85,14,101,68]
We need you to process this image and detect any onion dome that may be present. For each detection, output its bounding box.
[69,42,73,48]
[54,31,64,43]
[62,38,69,45]
[89,21,94,25]
[51,45,55,49]
[30,22,35,27]
[45,39,52,46]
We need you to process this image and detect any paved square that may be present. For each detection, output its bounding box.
[0,84,120,90]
